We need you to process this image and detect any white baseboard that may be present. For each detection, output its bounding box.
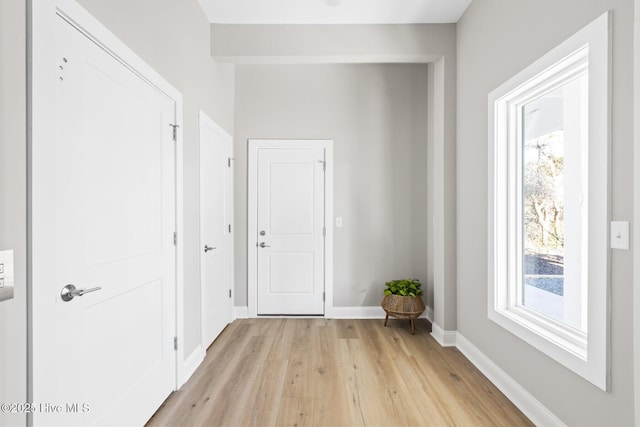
[232,305,434,321]
[425,306,434,323]
[456,332,566,427]
[430,322,457,347]
[330,306,386,318]
[233,305,248,320]
[180,345,205,387]
[329,306,433,320]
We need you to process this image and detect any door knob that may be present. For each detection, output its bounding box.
[259,242,270,248]
[204,245,216,253]
[60,284,102,302]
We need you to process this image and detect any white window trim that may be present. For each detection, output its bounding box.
[487,12,611,391]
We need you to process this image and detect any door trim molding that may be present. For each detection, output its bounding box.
[30,0,185,402]
[634,0,640,421]
[247,139,334,318]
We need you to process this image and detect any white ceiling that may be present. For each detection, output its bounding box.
[198,0,472,24]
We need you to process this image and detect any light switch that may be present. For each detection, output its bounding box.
[611,221,630,250]
[0,250,14,302]
[0,263,3,274]
[335,217,343,228]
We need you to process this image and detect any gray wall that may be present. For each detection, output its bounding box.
[211,23,456,62]
[76,0,235,364]
[0,1,27,426]
[213,23,456,327]
[234,64,429,307]
[457,1,634,425]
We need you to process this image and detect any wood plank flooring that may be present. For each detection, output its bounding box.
[147,318,533,427]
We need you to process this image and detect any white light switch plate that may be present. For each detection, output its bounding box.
[610,221,629,250]
[335,217,343,228]
[0,249,14,302]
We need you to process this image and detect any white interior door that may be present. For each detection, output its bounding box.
[31,14,177,426]
[255,144,326,315]
[199,112,233,348]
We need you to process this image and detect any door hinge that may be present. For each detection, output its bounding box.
[169,124,179,141]
[173,232,177,246]
[318,160,326,171]
[323,292,325,302]
[228,158,232,167]
[228,224,232,233]
[174,336,178,350]
[323,226,326,237]
[229,289,232,298]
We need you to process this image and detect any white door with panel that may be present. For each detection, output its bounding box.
[199,112,233,348]
[32,11,178,426]
[253,142,327,315]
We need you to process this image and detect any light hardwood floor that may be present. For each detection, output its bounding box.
[147,318,533,427]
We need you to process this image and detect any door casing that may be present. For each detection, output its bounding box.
[247,139,334,318]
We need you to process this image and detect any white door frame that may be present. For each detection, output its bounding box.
[634,0,640,422]
[247,139,334,318]
[29,0,186,400]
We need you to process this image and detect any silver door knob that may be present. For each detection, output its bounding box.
[259,242,270,248]
[204,245,216,253]
[60,284,102,302]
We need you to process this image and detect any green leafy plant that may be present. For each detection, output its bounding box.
[383,279,423,297]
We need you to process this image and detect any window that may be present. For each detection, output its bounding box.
[488,12,610,390]
[520,50,588,333]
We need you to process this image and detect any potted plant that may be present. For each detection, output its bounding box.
[381,279,425,335]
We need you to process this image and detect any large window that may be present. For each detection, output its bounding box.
[488,13,610,390]
[521,50,588,333]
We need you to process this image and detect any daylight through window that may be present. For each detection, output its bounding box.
[521,71,588,333]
